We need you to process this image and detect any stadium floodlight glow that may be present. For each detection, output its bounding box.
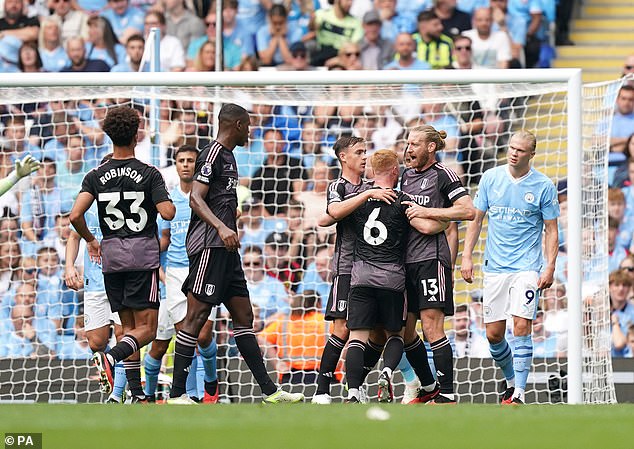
[0,69,617,404]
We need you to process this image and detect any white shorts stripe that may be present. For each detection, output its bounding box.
[193,248,211,294]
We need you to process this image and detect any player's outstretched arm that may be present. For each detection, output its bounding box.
[460,208,486,284]
[538,218,559,289]
[190,180,240,251]
[327,188,397,221]
[0,155,40,197]
[157,200,176,221]
[446,222,459,268]
[404,195,476,222]
[409,216,449,235]
[317,213,337,227]
[69,192,100,263]
[64,230,84,291]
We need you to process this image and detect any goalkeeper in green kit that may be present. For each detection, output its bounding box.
[0,155,40,197]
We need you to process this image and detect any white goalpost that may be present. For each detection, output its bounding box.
[0,69,617,404]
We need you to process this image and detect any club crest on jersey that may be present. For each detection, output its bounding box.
[524,192,535,203]
[205,284,215,296]
[420,179,429,190]
[337,300,346,312]
[201,163,212,177]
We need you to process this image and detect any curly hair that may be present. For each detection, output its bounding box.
[102,106,140,147]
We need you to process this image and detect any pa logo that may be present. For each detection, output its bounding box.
[205,284,216,296]
[337,300,346,312]
[524,192,535,203]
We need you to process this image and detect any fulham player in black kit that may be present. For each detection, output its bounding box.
[70,106,175,401]
[344,149,448,403]
[168,103,303,404]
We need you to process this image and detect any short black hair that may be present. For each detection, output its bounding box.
[175,144,198,158]
[242,245,263,256]
[103,106,140,146]
[418,10,438,22]
[218,103,249,124]
[333,136,364,158]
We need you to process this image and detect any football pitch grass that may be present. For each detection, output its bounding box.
[2,403,633,449]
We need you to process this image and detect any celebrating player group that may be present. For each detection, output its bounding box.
[68,103,558,405]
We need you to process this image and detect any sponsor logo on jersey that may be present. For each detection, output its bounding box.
[524,192,535,203]
[201,162,212,177]
[205,284,215,296]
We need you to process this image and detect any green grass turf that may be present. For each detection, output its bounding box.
[1,403,632,449]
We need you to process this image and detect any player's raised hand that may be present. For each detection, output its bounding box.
[366,188,397,204]
[64,266,84,291]
[403,200,430,220]
[219,224,240,251]
[461,258,474,283]
[15,155,41,179]
[87,239,101,264]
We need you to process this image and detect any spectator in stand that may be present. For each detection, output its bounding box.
[608,188,634,254]
[0,297,37,358]
[373,0,416,42]
[619,255,634,299]
[433,0,472,37]
[33,246,66,356]
[610,86,634,154]
[236,0,268,50]
[620,54,634,87]
[111,34,145,72]
[507,0,542,68]
[0,33,20,73]
[256,4,303,67]
[0,212,19,243]
[50,0,89,46]
[384,32,430,70]
[143,11,185,71]
[264,231,302,293]
[541,281,568,341]
[259,290,327,384]
[310,0,363,66]
[359,10,394,70]
[42,110,79,160]
[490,0,526,68]
[60,36,110,72]
[297,160,332,231]
[624,325,634,357]
[57,314,92,359]
[0,0,40,43]
[236,55,260,71]
[276,41,316,71]
[463,7,512,69]
[42,212,72,265]
[101,0,145,44]
[19,159,62,260]
[1,114,46,164]
[187,8,242,70]
[532,310,560,358]
[238,197,287,251]
[609,217,629,274]
[555,0,574,46]
[189,40,216,71]
[411,10,453,69]
[164,0,205,50]
[243,245,290,327]
[297,246,332,311]
[250,128,306,216]
[75,0,107,15]
[0,239,19,294]
[327,41,363,70]
[84,16,126,69]
[38,17,70,73]
[56,135,88,212]
[396,0,431,18]
[610,269,634,357]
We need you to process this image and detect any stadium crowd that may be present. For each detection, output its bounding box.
[0,0,632,386]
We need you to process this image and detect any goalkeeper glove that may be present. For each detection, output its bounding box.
[15,155,41,179]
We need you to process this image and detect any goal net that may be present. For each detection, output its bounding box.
[0,71,617,404]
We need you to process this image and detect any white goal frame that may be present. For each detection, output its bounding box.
[0,69,584,404]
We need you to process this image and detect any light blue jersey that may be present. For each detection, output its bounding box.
[474,165,559,273]
[163,186,190,268]
[79,205,105,293]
